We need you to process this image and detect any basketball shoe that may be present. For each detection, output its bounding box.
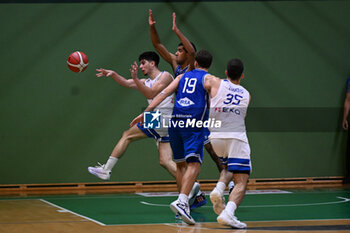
[210,188,225,215]
[88,163,111,180]
[190,192,207,210]
[217,209,246,229]
[170,200,195,225]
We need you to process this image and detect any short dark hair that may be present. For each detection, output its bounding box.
[178,42,197,52]
[195,50,212,69]
[227,58,244,80]
[138,51,160,67]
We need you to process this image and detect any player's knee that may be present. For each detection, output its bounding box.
[121,130,136,142]
[176,161,186,170]
[233,175,248,191]
[230,182,246,195]
[158,156,168,168]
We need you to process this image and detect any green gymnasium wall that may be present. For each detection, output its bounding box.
[0,0,349,184]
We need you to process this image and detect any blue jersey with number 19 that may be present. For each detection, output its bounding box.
[172,69,209,121]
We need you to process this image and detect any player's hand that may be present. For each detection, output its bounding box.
[130,113,143,128]
[130,61,138,79]
[149,9,156,26]
[172,12,179,32]
[96,68,115,78]
[343,119,348,130]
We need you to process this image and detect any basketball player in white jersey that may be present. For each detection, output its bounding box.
[207,59,251,229]
[88,51,202,207]
[88,51,177,179]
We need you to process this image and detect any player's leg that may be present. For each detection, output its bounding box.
[204,128,223,172]
[205,142,223,172]
[174,160,201,209]
[157,142,177,178]
[228,173,249,207]
[88,124,147,180]
[175,161,186,192]
[186,131,207,210]
[170,160,200,225]
[206,134,235,191]
[210,167,231,215]
[217,139,251,229]
[217,172,249,229]
[344,129,350,184]
[110,123,147,158]
[169,129,202,225]
[206,141,236,192]
[179,161,201,196]
[188,133,223,210]
[209,138,229,215]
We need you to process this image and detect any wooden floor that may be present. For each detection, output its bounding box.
[1,187,349,233]
[0,198,348,233]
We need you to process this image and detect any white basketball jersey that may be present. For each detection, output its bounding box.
[209,79,250,142]
[144,71,174,117]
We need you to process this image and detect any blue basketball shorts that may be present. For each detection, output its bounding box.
[137,122,170,143]
[169,126,205,164]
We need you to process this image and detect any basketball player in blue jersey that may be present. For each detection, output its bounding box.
[149,9,228,208]
[131,50,221,225]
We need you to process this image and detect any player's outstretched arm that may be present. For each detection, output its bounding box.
[146,74,181,112]
[96,68,140,90]
[172,12,195,70]
[149,9,177,71]
[130,62,170,99]
[130,75,181,127]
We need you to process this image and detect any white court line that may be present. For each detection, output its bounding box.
[0,195,139,202]
[140,196,350,208]
[164,223,212,231]
[39,199,106,226]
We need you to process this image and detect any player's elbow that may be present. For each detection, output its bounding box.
[125,80,137,89]
[145,92,156,99]
[123,83,133,89]
[189,50,196,57]
[128,83,137,89]
[153,45,164,54]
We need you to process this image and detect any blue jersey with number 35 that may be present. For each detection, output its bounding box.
[172,69,209,121]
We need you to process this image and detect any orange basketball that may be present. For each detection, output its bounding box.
[67,51,89,73]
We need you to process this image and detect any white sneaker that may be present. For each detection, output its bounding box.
[217,209,246,229]
[210,188,225,215]
[88,163,111,180]
[170,200,195,225]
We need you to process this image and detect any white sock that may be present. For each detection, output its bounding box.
[104,156,118,171]
[178,193,189,204]
[226,201,237,216]
[216,182,226,195]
